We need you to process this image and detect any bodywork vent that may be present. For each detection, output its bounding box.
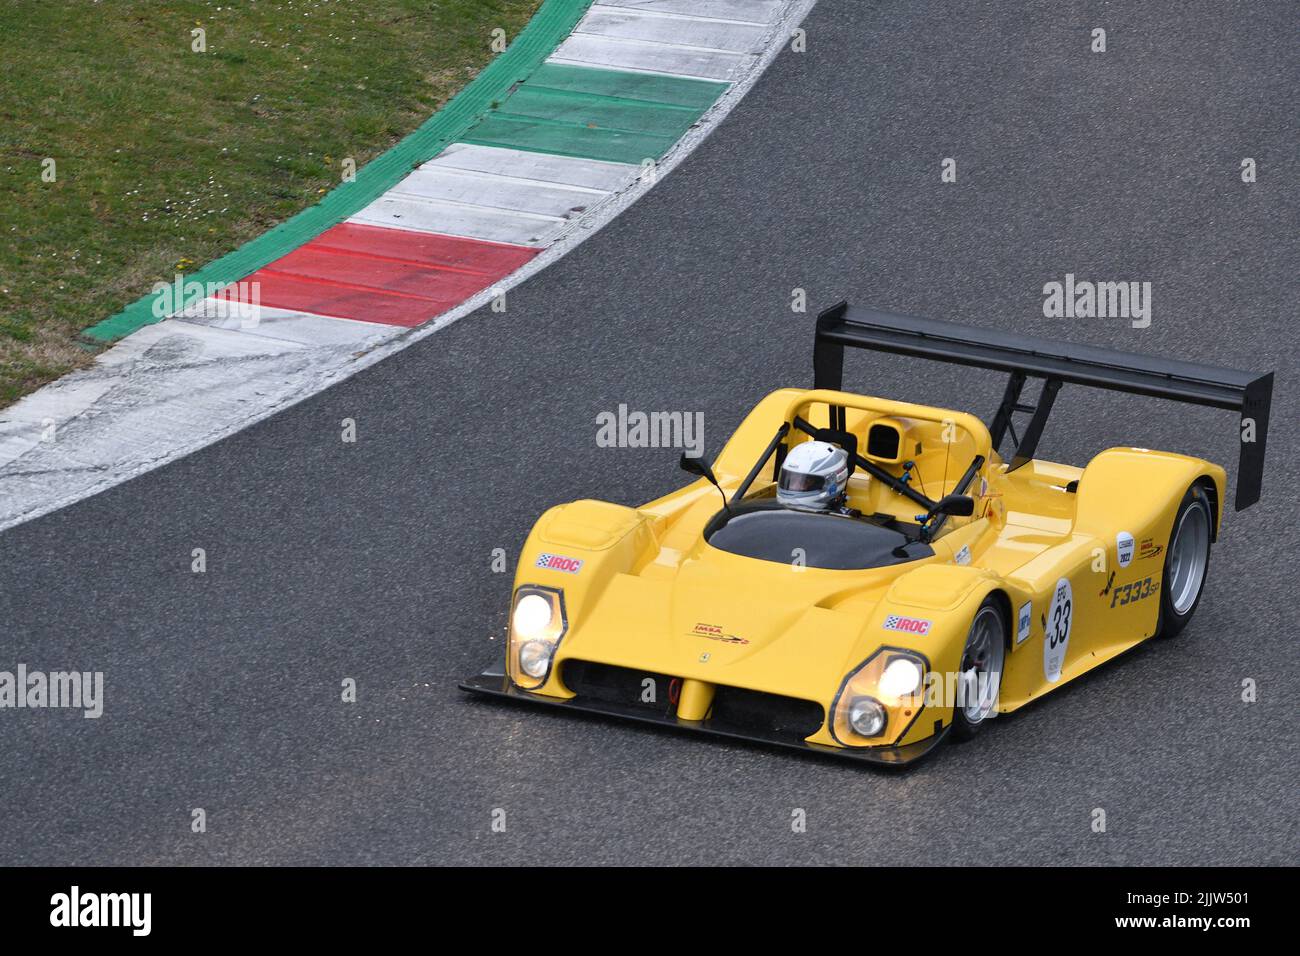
[562,661,824,743]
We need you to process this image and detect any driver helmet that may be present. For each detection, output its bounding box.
[778,440,849,512]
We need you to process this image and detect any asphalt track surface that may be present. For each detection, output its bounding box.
[2,0,1296,865]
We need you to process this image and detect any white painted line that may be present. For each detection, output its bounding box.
[418,159,613,196]
[578,6,770,52]
[549,33,754,81]
[391,165,607,216]
[427,143,638,193]
[97,318,306,363]
[175,300,392,348]
[0,423,44,471]
[417,163,611,196]
[348,195,567,247]
[0,379,113,469]
[0,321,310,471]
[0,322,379,506]
[346,143,638,250]
[596,0,784,25]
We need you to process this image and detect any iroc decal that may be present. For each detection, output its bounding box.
[535,553,583,574]
[884,614,932,636]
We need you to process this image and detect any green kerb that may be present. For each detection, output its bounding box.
[462,63,728,164]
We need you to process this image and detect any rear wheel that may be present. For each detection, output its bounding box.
[951,598,1006,741]
[1159,486,1213,638]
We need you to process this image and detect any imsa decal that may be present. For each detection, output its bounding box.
[1137,537,1164,561]
[689,622,749,645]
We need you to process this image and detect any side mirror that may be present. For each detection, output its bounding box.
[678,452,716,483]
[933,494,975,517]
[680,452,731,514]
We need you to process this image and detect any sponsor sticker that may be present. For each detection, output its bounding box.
[689,622,749,645]
[1137,537,1163,560]
[884,614,932,636]
[1016,601,1032,645]
[1044,577,1072,683]
[1109,575,1160,609]
[955,544,972,566]
[1116,531,1135,568]
[1099,570,1116,597]
[535,552,583,574]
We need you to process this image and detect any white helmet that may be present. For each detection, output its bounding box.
[778,440,849,512]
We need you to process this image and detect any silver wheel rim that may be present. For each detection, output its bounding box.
[960,606,1004,724]
[1168,499,1210,615]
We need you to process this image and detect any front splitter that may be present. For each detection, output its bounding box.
[459,669,948,768]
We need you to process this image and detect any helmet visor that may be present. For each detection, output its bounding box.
[779,471,826,494]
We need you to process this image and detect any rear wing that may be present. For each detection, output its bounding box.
[813,302,1273,510]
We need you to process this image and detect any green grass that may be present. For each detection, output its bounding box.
[0,0,541,407]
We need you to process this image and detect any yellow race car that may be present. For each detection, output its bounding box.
[461,304,1273,766]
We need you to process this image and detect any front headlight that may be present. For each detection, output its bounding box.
[518,640,553,679]
[830,647,929,746]
[512,592,554,638]
[879,656,923,698]
[848,697,887,737]
[507,586,567,690]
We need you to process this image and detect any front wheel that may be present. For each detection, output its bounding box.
[951,598,1006,741]
[1159,485,1213,638]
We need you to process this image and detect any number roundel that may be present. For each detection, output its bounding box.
[1044,577,1073,683]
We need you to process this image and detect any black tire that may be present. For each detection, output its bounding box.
[1158,485,1213,638]
[950,597,1006,741]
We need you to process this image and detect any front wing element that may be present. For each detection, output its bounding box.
[459,669,948,768]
